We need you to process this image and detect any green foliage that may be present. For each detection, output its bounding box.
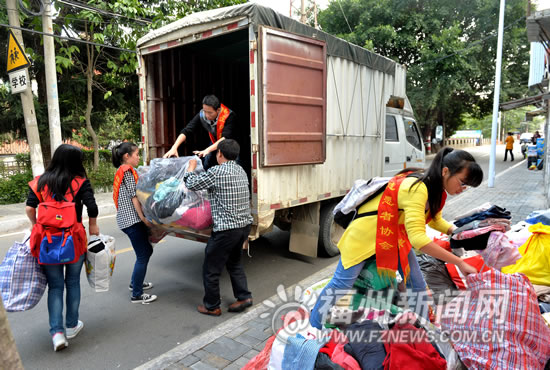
[86,161,116,192]
[318,0,530,138]
[0,171,33,205]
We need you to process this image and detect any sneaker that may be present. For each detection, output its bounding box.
[131,293,157,304]
[129,282,154,291]
[52,332,68,352]
[66,320,84,339]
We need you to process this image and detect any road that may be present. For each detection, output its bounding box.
[2,217,337,369]
[425,143,524,181]
[2,143,519,369]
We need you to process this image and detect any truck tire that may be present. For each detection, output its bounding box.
[318,200,344,257]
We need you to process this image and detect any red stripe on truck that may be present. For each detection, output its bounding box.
[250,49,254,63]
[252,153,257,169]
[251,111,255,127]
[140,88,143,101]
[270,203,282,210]
[148,45,160,52]
[202,30,212,38]
[167,40,179,48]
[253,178,258,194]
[227,22,238,30]
[250,80,255,96]
[141,112,144,125]
[299,197,308,203]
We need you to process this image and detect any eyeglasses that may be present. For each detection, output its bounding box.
[457,177,469,189]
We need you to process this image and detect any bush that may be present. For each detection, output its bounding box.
[86,161,116,193]
[0,171,33,204]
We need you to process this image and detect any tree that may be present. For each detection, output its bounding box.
[0,299,23,369]
[318,0,530,138]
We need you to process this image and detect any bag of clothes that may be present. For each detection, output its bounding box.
[136,157,213,235]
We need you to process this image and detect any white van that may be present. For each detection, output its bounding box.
[384,104,426,175]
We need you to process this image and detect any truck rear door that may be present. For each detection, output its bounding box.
[258,26,327,167]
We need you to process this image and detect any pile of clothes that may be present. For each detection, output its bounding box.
[244,203,550,369]
[136,157,213,237]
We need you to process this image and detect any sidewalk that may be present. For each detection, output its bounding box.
[134,158,546,370]
[0,191,116,235]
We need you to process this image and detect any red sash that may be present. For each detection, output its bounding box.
[375,174,446,282]
[208,104,230,143]
[113,165,138,209]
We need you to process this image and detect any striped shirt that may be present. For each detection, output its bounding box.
[184,161,252,232]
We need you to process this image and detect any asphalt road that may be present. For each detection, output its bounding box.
[2,217,338,369]
[2,143,518,369]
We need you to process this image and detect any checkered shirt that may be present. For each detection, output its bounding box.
[184,161,252,232]
[116,171,142,230]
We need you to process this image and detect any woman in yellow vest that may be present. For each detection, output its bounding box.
[310,147,483,329]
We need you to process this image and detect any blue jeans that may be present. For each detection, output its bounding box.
[309,249,427,329]
[122,222,153,297]
[42,254,85,336]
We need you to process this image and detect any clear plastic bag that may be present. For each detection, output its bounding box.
[136,157,213,235]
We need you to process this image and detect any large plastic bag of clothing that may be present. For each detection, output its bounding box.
[136,157,213,235]
[502,223,550,286]
[440,269,550,369]
[0,234,46,312]
[85,235,116,292]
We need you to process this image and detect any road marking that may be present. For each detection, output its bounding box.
[0,214,117,238]
[115,240,165,255]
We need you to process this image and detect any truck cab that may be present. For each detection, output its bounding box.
[383,102,425,176]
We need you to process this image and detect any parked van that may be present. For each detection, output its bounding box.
[136,3,421,257]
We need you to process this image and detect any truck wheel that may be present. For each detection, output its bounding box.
[318,200,344,257]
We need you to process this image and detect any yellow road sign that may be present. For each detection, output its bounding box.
[7,29,30,73]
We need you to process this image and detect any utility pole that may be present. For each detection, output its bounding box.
[42,0,62,155]
[300,0,307,23]
[488,0,506,188]
[6,0,44,176]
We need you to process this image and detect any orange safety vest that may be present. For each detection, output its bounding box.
[375,173,446,282]
[112,165,139,209]
[208,104,231,144]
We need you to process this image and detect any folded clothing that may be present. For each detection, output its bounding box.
[454,205,511,227]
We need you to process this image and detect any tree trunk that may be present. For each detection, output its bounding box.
[0,299,24,369]
[85,30,99,171]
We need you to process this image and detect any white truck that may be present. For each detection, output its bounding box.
[136,3,424,257]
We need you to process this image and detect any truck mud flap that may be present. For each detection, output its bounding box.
[288,202,320,258]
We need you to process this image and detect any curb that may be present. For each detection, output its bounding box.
[135,261,338,369]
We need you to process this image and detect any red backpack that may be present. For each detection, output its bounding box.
[29,177,87,265]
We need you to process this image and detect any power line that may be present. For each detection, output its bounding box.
[56,0,152,25]
[0,23,137,53]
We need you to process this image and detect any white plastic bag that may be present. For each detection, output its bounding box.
[85,235,116,292]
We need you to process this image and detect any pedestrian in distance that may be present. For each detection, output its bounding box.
[25,144,100,351]
[309,147,483,329]
[184,139,253,316]
[504,132,514,162]
[112,142,157,304]
[163,94,240,171]
[532,130,541,145]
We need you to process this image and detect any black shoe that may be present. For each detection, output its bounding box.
[129,282,154,291]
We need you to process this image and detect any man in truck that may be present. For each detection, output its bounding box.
[163,94,238,170]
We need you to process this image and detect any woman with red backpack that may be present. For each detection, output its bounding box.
[25,144,99,351]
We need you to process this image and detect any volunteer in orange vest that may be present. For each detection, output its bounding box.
[309,147,483,329]
[163,95,238,170]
